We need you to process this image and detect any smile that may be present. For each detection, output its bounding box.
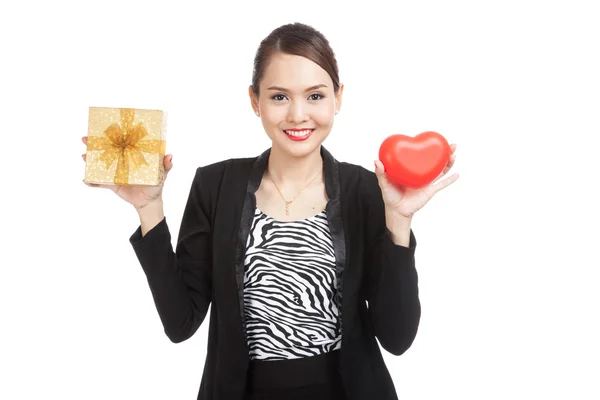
[283,129,315,141]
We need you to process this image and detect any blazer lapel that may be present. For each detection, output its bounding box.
[321,147,347,341]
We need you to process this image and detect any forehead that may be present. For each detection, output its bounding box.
[262,53,332,89]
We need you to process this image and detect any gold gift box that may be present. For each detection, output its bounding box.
[84,107,167,186]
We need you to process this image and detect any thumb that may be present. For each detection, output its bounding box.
[374,160,391,190]
[163,154,173,174]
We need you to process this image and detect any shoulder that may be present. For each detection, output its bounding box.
[192,156,256,185]
[187,156,257,208]
[185,156,258,214]
[338,161,381,204]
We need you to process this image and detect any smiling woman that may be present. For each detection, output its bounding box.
[247,25,345,227]
[93,20,460,400]
[249,25,342,164]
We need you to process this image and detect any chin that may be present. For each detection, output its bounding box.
[286,143,322,159]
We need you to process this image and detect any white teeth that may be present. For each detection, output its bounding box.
[284,129,313,137]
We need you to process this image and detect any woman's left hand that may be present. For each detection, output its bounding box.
[374,144,459,219]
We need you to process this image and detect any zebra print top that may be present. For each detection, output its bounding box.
[243,207,342,361]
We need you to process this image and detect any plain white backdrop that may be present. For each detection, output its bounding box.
[1,0,599,399]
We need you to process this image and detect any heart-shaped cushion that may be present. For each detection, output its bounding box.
[378,131,450,189]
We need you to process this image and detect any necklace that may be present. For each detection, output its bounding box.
[268,170,321,216]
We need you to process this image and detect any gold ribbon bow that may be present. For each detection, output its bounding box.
[87,108,166,185]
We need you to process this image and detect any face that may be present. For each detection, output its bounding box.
[249,53,343,159]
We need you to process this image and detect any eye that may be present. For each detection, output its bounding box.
[309,93,324,101]
[271,94,287,101]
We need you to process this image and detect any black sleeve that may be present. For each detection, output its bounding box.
[129,167,212,343]
[362,169,421,356]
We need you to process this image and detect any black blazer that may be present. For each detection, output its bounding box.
[130,146,420,400]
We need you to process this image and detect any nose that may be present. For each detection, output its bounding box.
[286,101,309,124]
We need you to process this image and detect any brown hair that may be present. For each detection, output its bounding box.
[251,22,341,97]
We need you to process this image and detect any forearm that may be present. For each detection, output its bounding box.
[370,239,420,355]
[369,212,420,355]
[130,208,211,343]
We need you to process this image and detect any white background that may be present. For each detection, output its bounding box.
[1,0,599,399]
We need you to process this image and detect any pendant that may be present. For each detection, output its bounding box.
[285,201,292,216]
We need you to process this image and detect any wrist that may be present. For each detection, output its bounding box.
[137,200,165,237]
[385,208,412,226]
[385,210,412,247]
[136,199,164,217]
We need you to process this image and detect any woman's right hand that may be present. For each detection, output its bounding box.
[81,136,174,211]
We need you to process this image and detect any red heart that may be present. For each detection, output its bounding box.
[378,131,451,189]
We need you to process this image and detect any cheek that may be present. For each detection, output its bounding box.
[313,103,335,125]
[262,110,284,128]
[259,103,283,123]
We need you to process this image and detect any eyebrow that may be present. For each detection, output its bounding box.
[266,84,327,92]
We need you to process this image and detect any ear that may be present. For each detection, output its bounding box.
[248,85,260,116]
[335,83,344,114]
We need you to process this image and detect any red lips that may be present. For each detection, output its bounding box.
[284,129,314,141]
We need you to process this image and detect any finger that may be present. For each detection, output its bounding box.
[83,179,118,192]
[450,143,456,154]
[82,136,87,145]
[442,153,456,174]
[435,161,452,181]
[83,180,101,188]
[432,173,459,193]
[374,160,391,190]
[373,160,386,178]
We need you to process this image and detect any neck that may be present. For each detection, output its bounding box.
[266,145,323,188]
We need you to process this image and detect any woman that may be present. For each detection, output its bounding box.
[82,22,458,400]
